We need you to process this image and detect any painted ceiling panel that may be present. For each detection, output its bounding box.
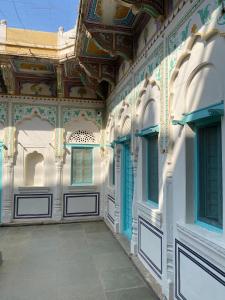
[86,0,136,27]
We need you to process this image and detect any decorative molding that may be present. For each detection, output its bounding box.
[138,216,163,279]
[137,202,162,229]
[14,193,53,219]
[14,104,57,126]
[63,192,100,217]
[107,195,115,224]
[175,239,225,300]
[63,107,102,128]
[176,222,225,261]
[0,102,7,125]
[67,130,96,144]
[0,95,105,108]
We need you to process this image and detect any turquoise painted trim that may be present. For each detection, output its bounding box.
[146,200,158,208]
[71,146,94,186]
[0,142,2,223]
[121,141,133,240]
[194,120,223,231]
[136,125,160,137]
[114,134,131,144]
[195,220,223,234]
[146,134,159,205]
[194,125,199,230]
[172,101,224,125]
[66,143,100,148]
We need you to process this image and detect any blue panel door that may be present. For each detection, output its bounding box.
[0,143,3,223]
[122,142,133,240]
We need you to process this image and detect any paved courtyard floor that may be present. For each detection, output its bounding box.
[0,221,158,300]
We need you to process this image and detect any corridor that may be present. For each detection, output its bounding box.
[0,222,158,300]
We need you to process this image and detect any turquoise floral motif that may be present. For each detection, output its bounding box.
[155,68,161,82]
[181,20,191,42]
[0,103,7,125]
[14,104,56,126]
[198,4,211,25]
[63,108,102,128]
[217,0,225,25]
[63,109,80,124]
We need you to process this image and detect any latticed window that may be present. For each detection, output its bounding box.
[197,122,223,229]
[71,147,93,185]
[146,134,159,204]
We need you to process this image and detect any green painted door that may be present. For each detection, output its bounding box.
[122,142,133,240]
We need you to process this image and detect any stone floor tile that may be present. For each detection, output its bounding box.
[93,251,132,272]
[0,222,157,300]
[100,267,146,291]
[106,287,158,300]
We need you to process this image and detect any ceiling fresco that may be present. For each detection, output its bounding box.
[87,0,136,27]
[12,59,55,76]
[74,0,165,97]
[0,0,165,101]
[81,37,113,59]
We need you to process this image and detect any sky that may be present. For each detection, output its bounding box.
[0,0,79,32]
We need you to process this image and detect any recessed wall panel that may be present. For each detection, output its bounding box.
[138,216,163,278]
[63,193,99,217]
[14,194,53,219]
[175,240,225,300]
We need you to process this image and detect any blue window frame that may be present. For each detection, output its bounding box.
[112,151,115,186]
[110,144,115,186]
[196,121,223,229]
[172,102,224,231]
[146,133,159,205]
[71,147,93,185]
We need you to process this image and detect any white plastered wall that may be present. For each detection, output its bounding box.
[14,116,55,188]
[170,33,225,300]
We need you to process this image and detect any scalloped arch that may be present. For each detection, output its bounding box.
[169,30,224,116]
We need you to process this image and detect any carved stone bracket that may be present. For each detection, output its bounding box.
[79,65,105,99]
[0,62,16,95]
[56,64,65,98]
[86,28,133,61]
[117,0,164,18]
[79,57,116,87]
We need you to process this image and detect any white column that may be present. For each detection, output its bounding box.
[2,158,14,224]
[131,147,139,254]
[162,165,174,300]
[114,144,121,233]
[2,102,15,224]
[53,104,64,221]
[53,158,63,221]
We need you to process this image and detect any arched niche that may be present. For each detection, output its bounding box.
[117,101,132,138]
[15,115,55,188]
[142,99,160,129]
[109,124,115,144]
[25,151,44,186]
[186,64,222,112]
[121,116,131,137]
[136,79,160,130]
[170,33,224,119]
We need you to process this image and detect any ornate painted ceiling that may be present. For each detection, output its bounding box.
[74,0,165,98]
[0,0,165,100]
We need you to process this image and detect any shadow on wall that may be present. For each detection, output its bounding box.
[25,151,44,186]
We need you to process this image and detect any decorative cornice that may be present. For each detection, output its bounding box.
[0,94,105,108]
[177,222,225,262]
[14,104,57,126]
[63,107,102,128]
